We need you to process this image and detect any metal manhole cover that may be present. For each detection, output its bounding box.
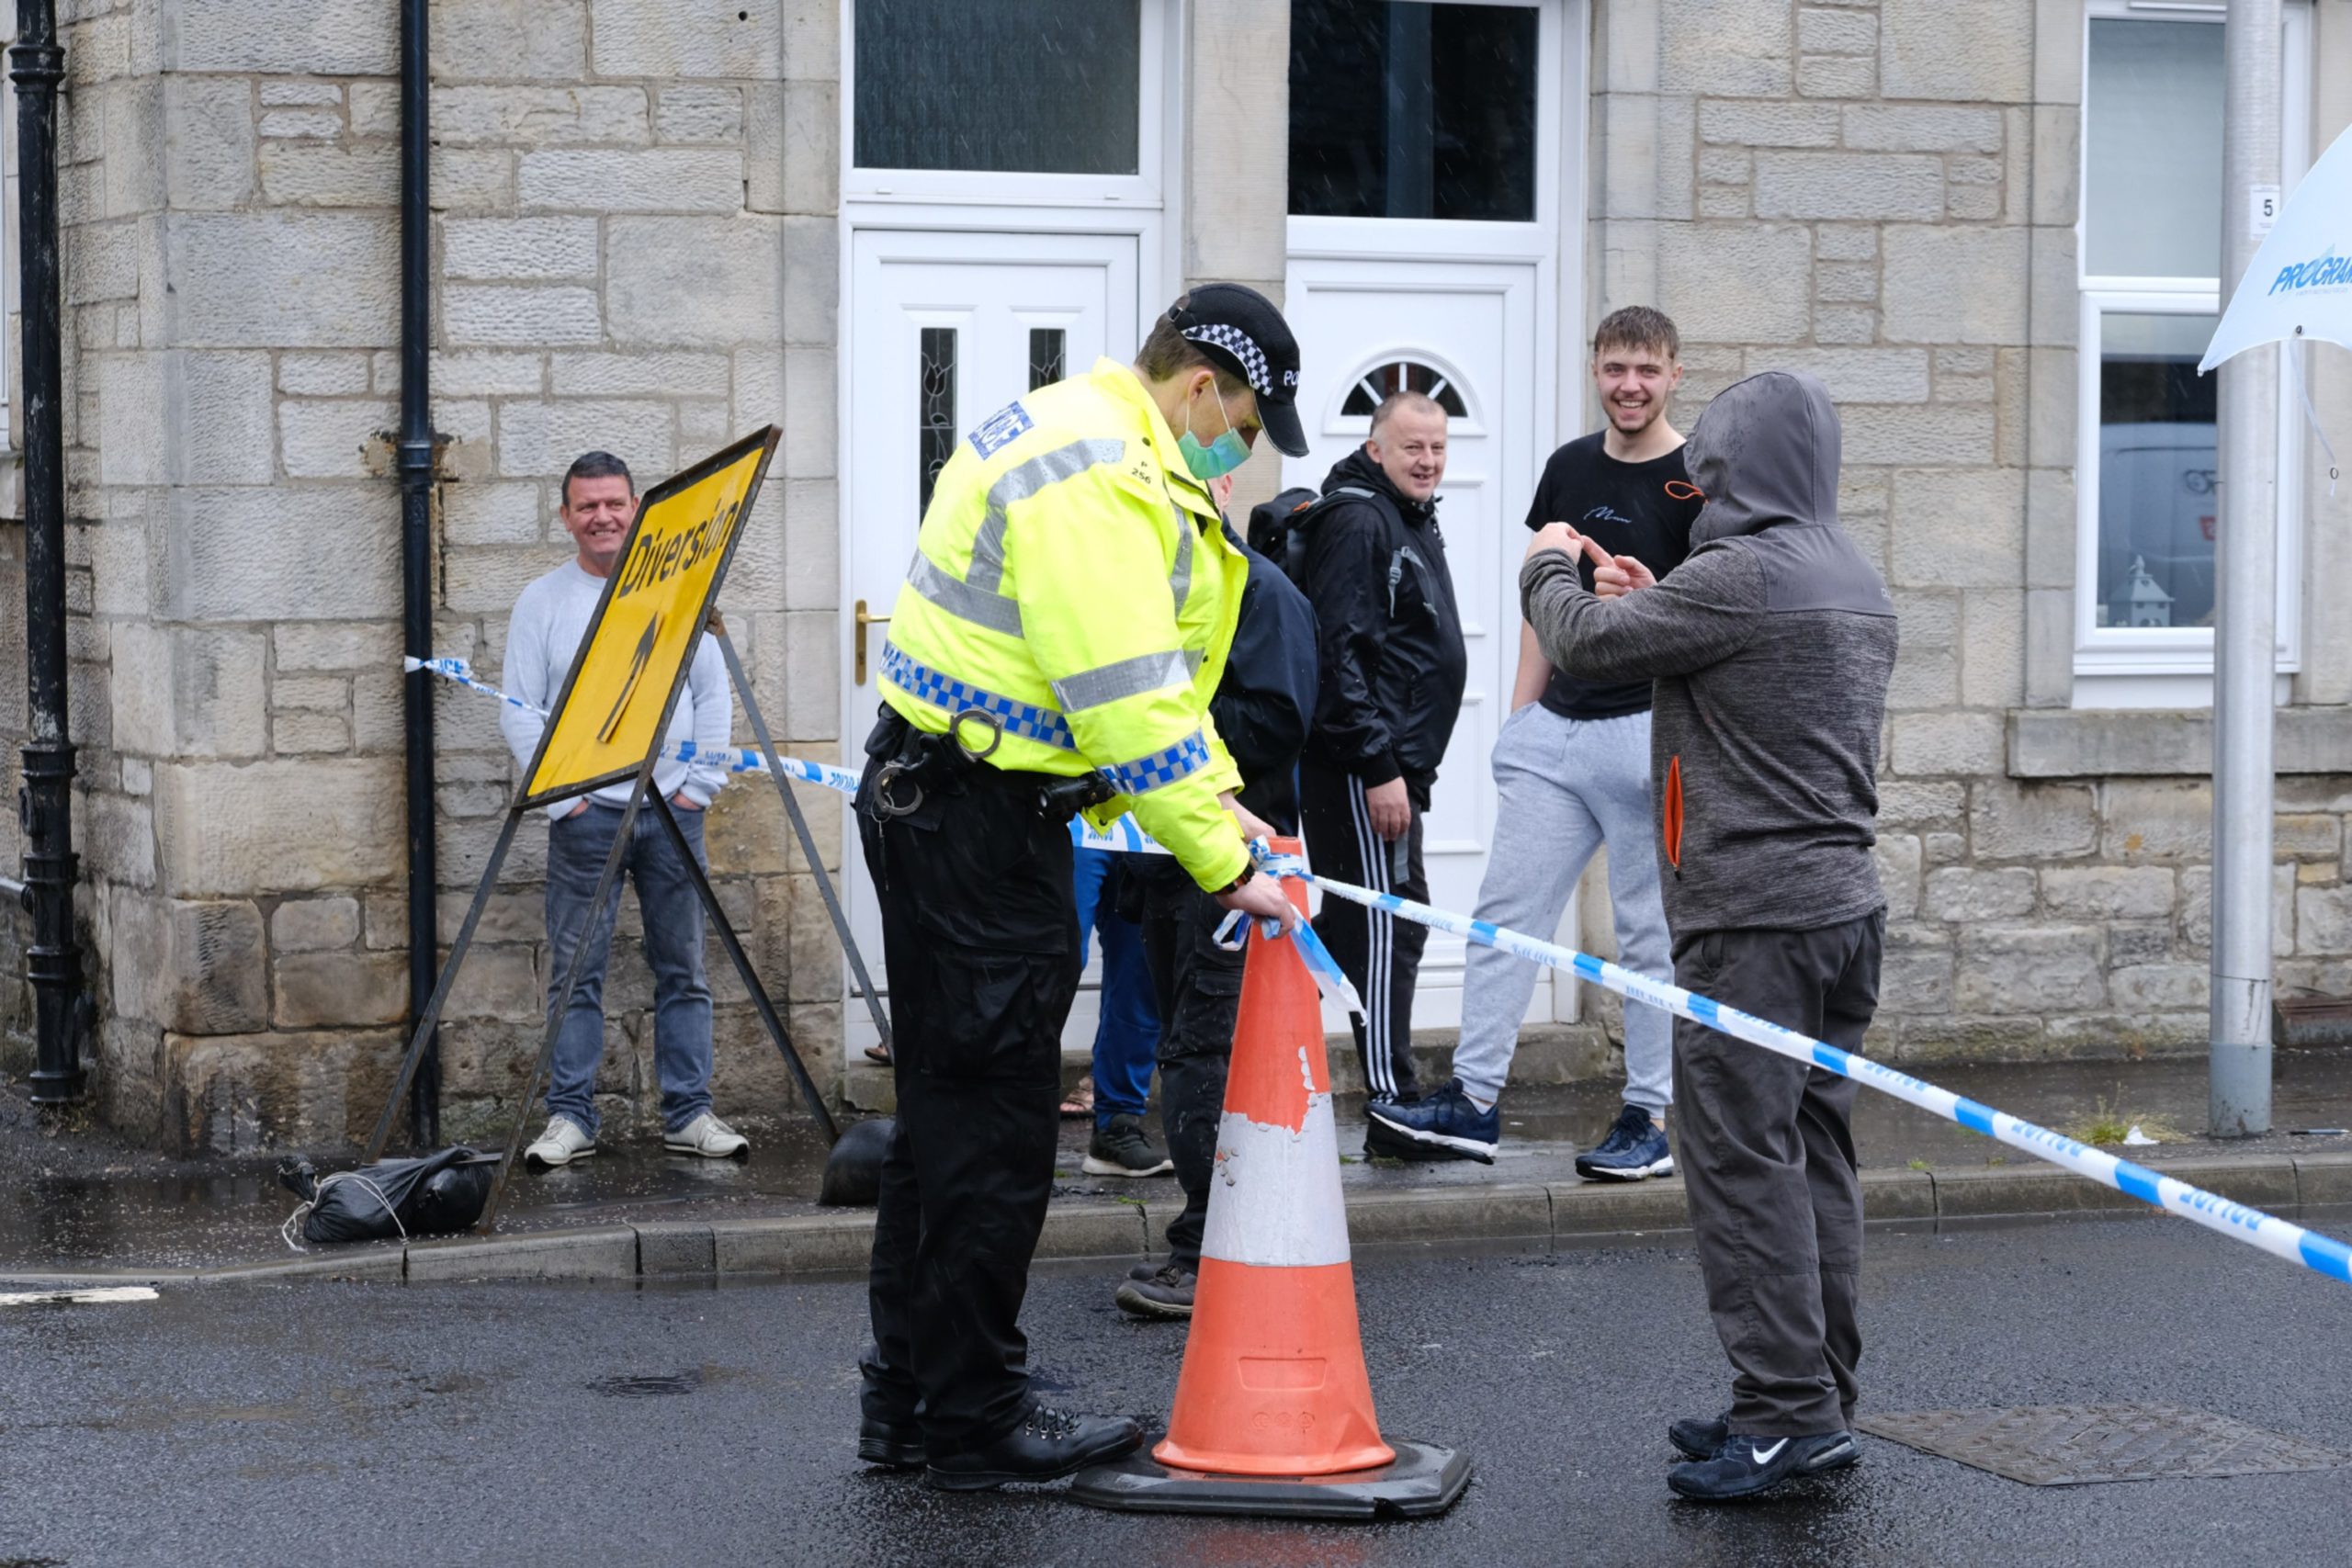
[1856,1404,2347,1486]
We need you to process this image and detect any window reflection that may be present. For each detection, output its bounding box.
[855,0,1141,175]
[2096,312,2218,630]
[1028,328,1068,392]
[1339,359,1468,418]
[2085,19,2223,280]
[1289,0,1538,221]
[919,326,956,519]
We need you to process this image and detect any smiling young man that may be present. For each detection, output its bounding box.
[1367,308,1701,1172]
[500,450,746,1171]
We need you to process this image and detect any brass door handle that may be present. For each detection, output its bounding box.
[854,600,890,684]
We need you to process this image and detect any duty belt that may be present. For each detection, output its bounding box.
[865,708,1116,832]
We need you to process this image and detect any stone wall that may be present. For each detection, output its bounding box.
[1577,0,2352,1063]
[0,0,846,1151]
[6,0,2352,1146]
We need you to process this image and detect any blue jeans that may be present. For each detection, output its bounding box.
[1072,849,1160,1129]
[543,801,714,1137]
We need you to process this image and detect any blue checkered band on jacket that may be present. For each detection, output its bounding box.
[1100,729,1212,795]
[882,644,1211,797]
[879,644,1075,750]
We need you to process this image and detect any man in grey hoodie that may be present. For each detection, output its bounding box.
[1521,369,1897,1503]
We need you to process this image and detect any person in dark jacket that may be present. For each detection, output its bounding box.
[1521,369,1897,1503]
[1115,471,1320,1319]
[1297,392,1468,1115]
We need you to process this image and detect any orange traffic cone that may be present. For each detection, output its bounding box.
[1072,838,1469,1520]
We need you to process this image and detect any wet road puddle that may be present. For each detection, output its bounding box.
[586,1364,740,1398]
[0,1285,157,1307]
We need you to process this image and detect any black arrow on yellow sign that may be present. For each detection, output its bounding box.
[596,611,662,744]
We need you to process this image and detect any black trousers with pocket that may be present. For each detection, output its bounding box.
[1670,909,1885,1438]
[854,724,1080,1459]
[1131,856,1245,1271]
[1299,761,1430,1102]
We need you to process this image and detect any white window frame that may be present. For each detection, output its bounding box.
[841,0,1170,210]
[2073,0,2312,705]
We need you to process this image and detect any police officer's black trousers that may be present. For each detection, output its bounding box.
[1132,857,1244,1271]
[855,745,1080,1459]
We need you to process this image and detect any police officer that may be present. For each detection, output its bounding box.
[854,285,1312,1492]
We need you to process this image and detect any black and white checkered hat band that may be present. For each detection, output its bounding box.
[1180,323,1271,396]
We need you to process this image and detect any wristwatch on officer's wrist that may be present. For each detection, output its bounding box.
[1215,863,1256,896]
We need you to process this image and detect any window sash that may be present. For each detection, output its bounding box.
[2072,1,2311,689]
[842,0,1168,209]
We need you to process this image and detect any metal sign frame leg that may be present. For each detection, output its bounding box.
[364,807,524,1164]
[477,777,652,1234]
[647,788,839,1144]
[713,626,892,1055]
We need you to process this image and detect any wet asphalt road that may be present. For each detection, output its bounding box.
[4,1217,2349,1568]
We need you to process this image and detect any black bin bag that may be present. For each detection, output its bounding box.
[276,1147,501,1247]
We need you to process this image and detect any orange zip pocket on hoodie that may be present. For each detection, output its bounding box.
[1663,756,1684,871]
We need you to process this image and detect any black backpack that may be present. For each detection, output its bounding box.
[1246,484,1393,590]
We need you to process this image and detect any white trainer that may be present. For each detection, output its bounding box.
[524,1115,594,1169]
[665,1111,750,1160]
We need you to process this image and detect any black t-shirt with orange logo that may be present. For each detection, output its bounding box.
[1521,433,1705,720]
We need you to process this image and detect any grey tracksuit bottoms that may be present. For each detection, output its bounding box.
[1453,705,1673,1111]
[1672,909,1884,1437]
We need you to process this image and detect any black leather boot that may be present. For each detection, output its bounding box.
[923,1404,1144,1491]
[856,1416,925,1469]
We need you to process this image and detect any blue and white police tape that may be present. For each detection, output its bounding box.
[1250,840,2352,1290]
[410,656,862,795]
[1215,906,1367,1021]
[413,655,1169,855]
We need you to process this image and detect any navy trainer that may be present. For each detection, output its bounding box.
[1575,1103,1674,1181]
[1363,1078,1500,1164]
[1668,1430,1859,1501]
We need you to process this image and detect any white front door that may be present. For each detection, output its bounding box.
[1283,256,1555,1030]
[841,227,1140,1054]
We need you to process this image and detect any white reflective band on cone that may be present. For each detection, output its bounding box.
[1200,1100,1351,1269]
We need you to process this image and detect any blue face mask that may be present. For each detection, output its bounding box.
[1177,384,1250,480]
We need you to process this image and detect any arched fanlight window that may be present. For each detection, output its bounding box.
[1339,358,1468,419]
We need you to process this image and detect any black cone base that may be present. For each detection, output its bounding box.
[1069,1438,1470,1520]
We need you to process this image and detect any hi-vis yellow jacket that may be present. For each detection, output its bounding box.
[879,358,1250,892]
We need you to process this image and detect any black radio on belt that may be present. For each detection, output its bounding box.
[1035,772,1117,825]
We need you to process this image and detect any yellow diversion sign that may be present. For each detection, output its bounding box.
[520,427,780,806]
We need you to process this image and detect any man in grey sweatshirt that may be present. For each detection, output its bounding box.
[1521,369,1897,1503]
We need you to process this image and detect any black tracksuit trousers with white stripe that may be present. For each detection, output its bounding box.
[1299,762,1431,1103]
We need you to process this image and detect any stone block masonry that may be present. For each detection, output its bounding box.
[0,0,846,1153]
[1589,0,2352,1068]
[6,0,2348,1150]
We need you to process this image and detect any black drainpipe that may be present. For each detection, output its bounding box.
[398,0,439,1145]
[13,2,83,1105]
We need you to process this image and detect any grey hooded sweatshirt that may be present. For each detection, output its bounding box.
[1520,370,1897,936]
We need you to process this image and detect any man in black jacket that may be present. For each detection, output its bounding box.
[1115,471,1320,1319]
[1297,392,1468,1113]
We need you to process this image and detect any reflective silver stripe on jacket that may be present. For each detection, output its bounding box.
[905,550,1023,637]
[1050,649,1204,713]
[1168,510,1194,614]
[965,438,1127,593]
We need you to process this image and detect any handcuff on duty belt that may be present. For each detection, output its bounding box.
[869,708,1119,828]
